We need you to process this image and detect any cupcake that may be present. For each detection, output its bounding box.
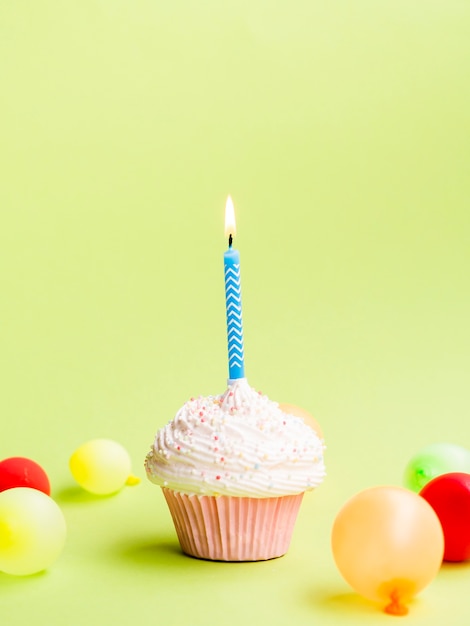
[145,378,325,561]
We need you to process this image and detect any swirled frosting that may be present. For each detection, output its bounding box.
[145,379,325,498]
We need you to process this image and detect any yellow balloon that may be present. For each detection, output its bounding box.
[0,487,66,576]
[278,403,323,439]
[331,486,444,615]
[69,439,137,495]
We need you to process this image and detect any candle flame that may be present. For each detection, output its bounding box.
[224,196,236,239]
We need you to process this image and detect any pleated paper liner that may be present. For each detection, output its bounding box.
[162,487,304,561]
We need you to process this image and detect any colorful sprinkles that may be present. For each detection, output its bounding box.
[145,379,325,497]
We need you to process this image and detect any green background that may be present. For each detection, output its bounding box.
[1,1,470,624]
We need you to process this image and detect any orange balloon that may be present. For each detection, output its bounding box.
[279,403,323,439]
[331,486,444,615]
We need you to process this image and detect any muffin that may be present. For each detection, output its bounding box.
[145,378,325,561]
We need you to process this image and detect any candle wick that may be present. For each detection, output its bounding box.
[228,233,233,248]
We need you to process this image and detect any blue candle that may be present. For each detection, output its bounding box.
[224,196,245,382]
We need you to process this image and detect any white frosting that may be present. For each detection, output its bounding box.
[145,379,325,498]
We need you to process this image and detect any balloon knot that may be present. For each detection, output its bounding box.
[125,474,141,487]
[384,590,409,616]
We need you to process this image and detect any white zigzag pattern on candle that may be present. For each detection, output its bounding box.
[228,327,243,340]
[224,263,244,368]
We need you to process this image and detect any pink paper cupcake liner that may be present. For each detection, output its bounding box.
[161,487,304,561]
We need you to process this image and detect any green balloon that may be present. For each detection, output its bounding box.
[404,443,470,492]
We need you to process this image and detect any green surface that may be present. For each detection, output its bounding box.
[1,1,470,624]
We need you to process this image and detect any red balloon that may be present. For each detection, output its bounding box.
[420,472,470,562]
[0,457,51,495]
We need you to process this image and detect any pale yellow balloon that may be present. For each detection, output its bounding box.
[70,438,139,495]
[331,486,444,615]
[279,403,323,439]
[0,487,66,576]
